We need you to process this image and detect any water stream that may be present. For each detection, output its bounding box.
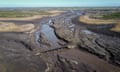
[40,24,61,48]
[36,19,61,49]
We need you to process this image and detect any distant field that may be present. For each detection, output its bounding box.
[0,10,64,18]
[79,15,117,24]
[0,10,51,18]
[0,10,63,21]
[79,13,120,32]
[102,12,120,19]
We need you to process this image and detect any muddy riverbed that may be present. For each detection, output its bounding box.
[0,11,120,72]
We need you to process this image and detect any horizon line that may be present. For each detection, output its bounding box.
[0,6,119,8]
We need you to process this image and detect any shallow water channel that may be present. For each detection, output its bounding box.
[36,19,62,49]
[40,24,61,48]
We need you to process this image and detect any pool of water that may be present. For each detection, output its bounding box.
[40,24,61,49]
[82,30,94,35]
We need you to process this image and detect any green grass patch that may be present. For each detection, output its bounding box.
[0,10,51,18]
[102,12,120,19]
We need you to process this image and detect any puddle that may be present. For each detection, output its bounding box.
[82,30,94,35]
[35,31,40,45]
[69,24,75,28]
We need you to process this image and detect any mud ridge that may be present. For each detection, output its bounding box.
[0,39,33,51]
[72,16,120,38]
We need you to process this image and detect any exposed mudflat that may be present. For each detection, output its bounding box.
[0,10,120,72]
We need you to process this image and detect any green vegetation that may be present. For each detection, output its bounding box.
[0,10,51,18]
[102,12,120,19]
